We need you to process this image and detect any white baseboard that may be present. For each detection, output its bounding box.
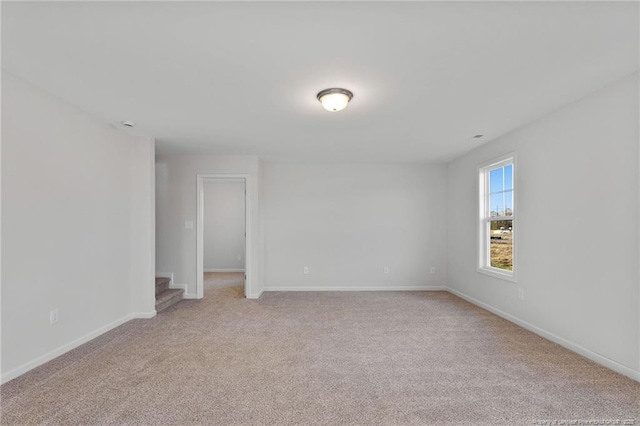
[170,282,196,299]
[264,286,447,292]
[204,268,245,273]
[1,312,140,385]
[446,287,640,383]
[246,289,264,299]
[170,282,187,291]
[132,311,157,319]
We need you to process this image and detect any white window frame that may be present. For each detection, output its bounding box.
[477,153,517,282]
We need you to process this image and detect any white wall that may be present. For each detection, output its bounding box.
[129,137,157,316]
[155,154,261,297]
[1,71,156,383]
[203,179,245,271]
[262,162,448,290]
[447,73,640,379]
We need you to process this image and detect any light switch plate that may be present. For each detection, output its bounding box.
[50,309,59,325]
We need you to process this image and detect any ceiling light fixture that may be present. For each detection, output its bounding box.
[317,88,353,112]
[121,120,135,128]
[473,134,484,139]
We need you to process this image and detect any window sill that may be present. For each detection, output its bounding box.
[477,267,517,283]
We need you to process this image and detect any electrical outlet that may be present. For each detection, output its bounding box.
[237,255,242,261]
[50,309,59,325]
[518,288,525,301]
[303,266,309,275]
[430,267,436,274]
[383,267,389,274]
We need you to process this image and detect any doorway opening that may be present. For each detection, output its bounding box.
[196,174,251,298]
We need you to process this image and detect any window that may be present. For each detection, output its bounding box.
[478,154,516,281]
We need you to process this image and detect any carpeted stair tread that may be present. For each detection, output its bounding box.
[155,288,184,312]
[155,277,170,286]
[155,277,170,296]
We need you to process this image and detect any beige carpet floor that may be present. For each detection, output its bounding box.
[1,272,639,425]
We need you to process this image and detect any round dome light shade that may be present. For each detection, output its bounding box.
[317,88,353,112]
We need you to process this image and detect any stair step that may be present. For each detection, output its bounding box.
[155,288,184,313]
[155,277,170,296]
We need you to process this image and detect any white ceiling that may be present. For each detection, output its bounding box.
[2,2,638,163]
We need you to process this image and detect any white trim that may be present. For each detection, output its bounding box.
[477,267,517,283]
[197,174,251,299]
[169,283,197,299]
[205,177,245,184]
[447,287,640,383]
[133,311,157,319]
[204,268,245,273]
[264,286,448,292]
[0,312,152,385]
[246,289,264,299]
[157,273,189,294]
[170,282,187,291]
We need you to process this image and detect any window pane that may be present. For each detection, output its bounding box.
[504,191,513,216]
[489,189,513,217]
[489,193,505,217]
[504,164,513,191]
[489,168,504,193]
[489,219,513,270]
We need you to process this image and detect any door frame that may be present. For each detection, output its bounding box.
[196,173,251,299]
